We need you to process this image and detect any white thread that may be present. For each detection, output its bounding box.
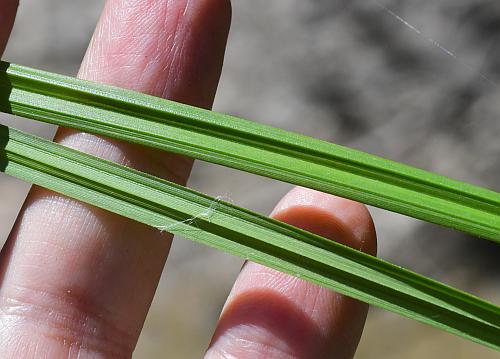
[156,195,228,233]
[372,1,422,36]
[372,0,498,88]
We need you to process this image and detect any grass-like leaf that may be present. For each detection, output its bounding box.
[0,62,498,241]
[0,125,499,350]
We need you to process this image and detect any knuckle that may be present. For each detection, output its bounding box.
[0,285,134,358]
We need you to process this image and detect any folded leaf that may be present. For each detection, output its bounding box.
[0,62,498,241]
[0,125,498,350]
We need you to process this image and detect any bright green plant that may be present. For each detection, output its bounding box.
[0,62,498,242]
[0,62,499,350]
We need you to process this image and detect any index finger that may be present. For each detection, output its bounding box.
[0,0,231,357]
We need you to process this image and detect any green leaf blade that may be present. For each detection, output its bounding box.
[0,61,498,241]
[1,125,499,350]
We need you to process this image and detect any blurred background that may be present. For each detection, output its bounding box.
[1,0,499,357]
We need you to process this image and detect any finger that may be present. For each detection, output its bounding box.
[0,0,231,357]
[0,0,18,54]
[205,187,377,359]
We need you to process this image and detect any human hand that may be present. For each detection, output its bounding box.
[0,1,376,358]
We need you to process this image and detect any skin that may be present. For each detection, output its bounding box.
[0,0,377,358]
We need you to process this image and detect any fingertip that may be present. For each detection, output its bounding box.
[206,188,377,359]
[272,187,377,256]
[79,0,232,109]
